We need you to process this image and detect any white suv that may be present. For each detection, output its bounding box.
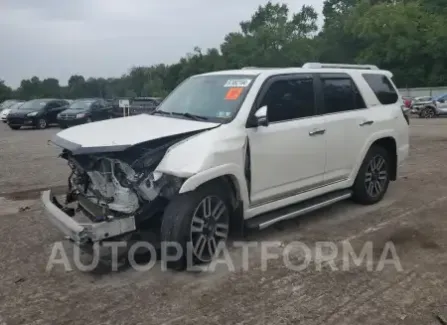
[42,62,410,270]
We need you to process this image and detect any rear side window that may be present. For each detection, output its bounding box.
[320,74,366,114]
[363,74,398,105]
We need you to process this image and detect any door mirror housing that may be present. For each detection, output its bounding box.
[247,105,269,127]
[439,99,445,103]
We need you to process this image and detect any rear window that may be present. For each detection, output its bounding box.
[363,74,399,105]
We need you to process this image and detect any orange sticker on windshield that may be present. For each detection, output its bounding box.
[225,87,243,100]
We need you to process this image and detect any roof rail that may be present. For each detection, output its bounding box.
[302,62,379,70]
[241,66,287,70]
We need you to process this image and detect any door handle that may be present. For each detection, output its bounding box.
[309,128,326,136]
[359,120,374,126]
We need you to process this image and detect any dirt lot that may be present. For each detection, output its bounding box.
[0,119,446,325]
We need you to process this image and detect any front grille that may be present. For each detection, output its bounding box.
[59,114,77,120]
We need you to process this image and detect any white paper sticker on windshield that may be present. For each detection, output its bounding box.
[224,79,252,88]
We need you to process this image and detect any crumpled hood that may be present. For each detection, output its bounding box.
[51,114,220,154]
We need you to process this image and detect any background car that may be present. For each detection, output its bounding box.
[57,98,112,128]
[0,99,20,110]
[128,97,162,116]
[0,100,25,122]
[410,96,432,113]
[6,98,69,130]
[402,96,413,109]
[416,93,447,118]
[108,97,131,118]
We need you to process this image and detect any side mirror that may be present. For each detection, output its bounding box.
[252,105,269,127]
[439,99,445,103]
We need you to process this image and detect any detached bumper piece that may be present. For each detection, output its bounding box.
[41,190,137,245]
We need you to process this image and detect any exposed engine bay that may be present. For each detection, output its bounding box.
[60,135,188,225]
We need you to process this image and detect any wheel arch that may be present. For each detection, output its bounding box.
[370,137,398,180]
[178,164,249,211]
[178,164,248,237]
[351,133,398,183]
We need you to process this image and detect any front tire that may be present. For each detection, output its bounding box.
[160,182,231,271]
[352,145,391,205]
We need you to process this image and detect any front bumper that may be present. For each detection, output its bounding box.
[57,117,88,126]
[41,190,137,245]
[7,116,37,126]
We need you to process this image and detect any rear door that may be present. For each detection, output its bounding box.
[45,101,64,122]
[90,101,104,120]
[316,73,373,183]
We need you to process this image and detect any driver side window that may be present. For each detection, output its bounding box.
[259,76,316,123]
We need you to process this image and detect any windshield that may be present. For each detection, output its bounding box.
[155,74,255,122]
[69,100,95,110]
[20,99,49,110]
[8,102,24,110]
[434,94,447,101]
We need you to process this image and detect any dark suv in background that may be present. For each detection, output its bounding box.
[6,98,69,129]
[129,97,162,115]
[57,98,112,128]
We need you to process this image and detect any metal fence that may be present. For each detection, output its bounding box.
[398,86,447,98]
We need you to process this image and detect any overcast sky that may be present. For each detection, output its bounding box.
[0,0,324,88]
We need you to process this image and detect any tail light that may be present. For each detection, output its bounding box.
[401,105,410,124]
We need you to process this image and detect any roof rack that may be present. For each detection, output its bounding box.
[241,66,285,70]
[302,62,379,70]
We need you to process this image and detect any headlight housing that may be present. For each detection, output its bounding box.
[76,113,86,119]
[27,111,38,117]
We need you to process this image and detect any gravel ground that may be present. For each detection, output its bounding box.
[0,119,446,325]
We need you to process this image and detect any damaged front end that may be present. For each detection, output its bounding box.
[42,135,188,246]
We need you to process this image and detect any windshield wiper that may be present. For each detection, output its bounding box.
[170,112,208,121]
[151,110,208,121]
[151,110,172,116]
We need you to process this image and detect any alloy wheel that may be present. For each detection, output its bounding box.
[190,195,229,263]
[38,119,47,129]
[424,108,434,118]
[364,155,388,198]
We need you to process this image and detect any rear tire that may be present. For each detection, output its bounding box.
[9,125,21,130]
[352,145,391,205]
[420,107,436,118]
[160,181,231,271]
[36,118,48,129]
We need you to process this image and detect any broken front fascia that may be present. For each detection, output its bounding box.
[55,134,189,224]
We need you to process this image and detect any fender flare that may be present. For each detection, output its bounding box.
[178,163,249,210]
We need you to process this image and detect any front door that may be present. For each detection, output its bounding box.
[246,74,327,206]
